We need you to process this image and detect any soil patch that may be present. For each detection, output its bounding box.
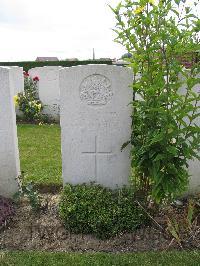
[0,194,199,253]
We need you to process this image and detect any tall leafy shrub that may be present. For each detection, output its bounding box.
[111,0,200,202]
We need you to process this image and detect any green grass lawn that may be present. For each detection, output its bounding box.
[17,124,62,185]
[0,251,200,266]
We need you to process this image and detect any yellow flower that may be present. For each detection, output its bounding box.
[134,0,157,14]
[149,0,155,5]
[13,95,18,106]
[134,6,145,14]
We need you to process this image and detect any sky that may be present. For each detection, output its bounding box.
[0,0,199,62]
[0,0,127,61]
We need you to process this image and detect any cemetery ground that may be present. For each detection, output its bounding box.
[0,123,200,262]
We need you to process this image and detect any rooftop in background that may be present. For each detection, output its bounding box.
[64,58,79,61]
[36,57,59,62]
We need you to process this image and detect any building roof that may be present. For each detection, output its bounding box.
[36,57,59,62]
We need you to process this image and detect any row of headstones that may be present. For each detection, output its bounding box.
[0,66,61,121]
[0,65,199,198]
[4,66,61,121]
[29,67,60,121]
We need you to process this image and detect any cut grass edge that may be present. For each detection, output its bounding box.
[0,251,200,266]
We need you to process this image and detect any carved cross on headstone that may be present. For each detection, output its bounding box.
[82,136,112,180]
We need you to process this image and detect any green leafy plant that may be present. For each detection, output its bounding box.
[15,72,43,122]
[14,174,41,212]
[111,0,200,203]
[59,183,149,239]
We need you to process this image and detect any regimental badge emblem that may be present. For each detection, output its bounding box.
[80,74,112,106]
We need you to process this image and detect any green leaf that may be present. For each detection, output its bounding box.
[174,0,181,5]
[153,154,165,162]
[187,200,194,228]
[121,140,130,151]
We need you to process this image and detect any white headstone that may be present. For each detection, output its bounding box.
[179,72,200,194]
[9,66,24,117]
[60,65,133,188]
[0,67,20,197]
[9,66,24,95]
[29,66,61,121]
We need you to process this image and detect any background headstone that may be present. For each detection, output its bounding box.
[0,67,20,197]
[29,66,61,121]
[179,73,200,194]
[9,66,24,95]
[9,66,24,117]
[60,65,133,188]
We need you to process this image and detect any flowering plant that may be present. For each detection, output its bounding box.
[33,76,39,82]
[111,0,200,203]
[15,72,43,122]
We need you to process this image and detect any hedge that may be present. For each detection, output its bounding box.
[59,183,149,239]
[0,60,113,72]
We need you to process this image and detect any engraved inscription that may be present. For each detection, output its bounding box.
[80,74,112,105]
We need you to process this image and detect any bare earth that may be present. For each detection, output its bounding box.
[0,194,199,252]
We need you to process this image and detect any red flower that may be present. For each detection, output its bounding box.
[23,71,29,77]
[33,76,39,82]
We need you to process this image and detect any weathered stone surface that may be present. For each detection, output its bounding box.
[8,66,24,117]
[60,65,133,188]
[179,73,200,194]
[0,67,20,197]
[9,66,24,95]
[29,66,61,121]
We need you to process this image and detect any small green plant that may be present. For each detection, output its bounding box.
[14,174,41,212]
[59,183,149,239]
[15,72,43,122]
